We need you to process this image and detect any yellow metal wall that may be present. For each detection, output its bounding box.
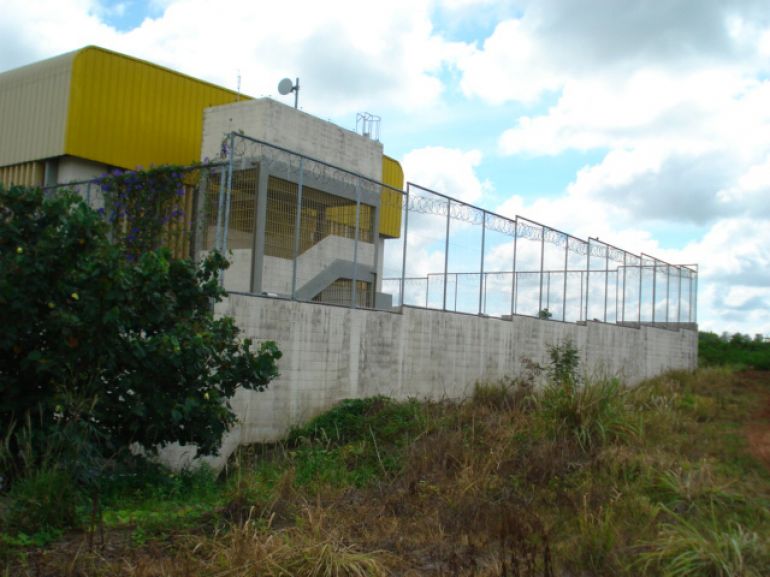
[65,47,249,170]
[379,155,404,238]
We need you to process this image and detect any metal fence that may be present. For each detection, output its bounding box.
[44,132,697,325]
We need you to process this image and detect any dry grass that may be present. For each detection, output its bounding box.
[3,368,770,577]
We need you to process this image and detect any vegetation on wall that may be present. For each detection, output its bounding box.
[97,165,190,260]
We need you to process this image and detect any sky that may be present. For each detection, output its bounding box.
[2,0,770,335]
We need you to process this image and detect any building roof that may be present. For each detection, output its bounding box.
[0,46,249,170]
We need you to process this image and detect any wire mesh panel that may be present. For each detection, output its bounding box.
[403,185,452,310]
[218,166,257,292]
[565,237,588,323]
[585,238,606,322]
[445,200,485,313]
[540,228,567,321]
[514,218,546,318]
[379,184,407,308]
[620,254,642,324]
[639,255,656,322]
[37,130,699,324]
[479,213,516,317]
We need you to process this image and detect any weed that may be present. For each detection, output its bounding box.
[538,377,638,452]
[3,467,82,534]
[638,508,770,577]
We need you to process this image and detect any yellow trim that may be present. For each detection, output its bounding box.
[379,155,404,238]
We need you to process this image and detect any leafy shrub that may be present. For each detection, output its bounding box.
[0,183,281,485]
[699,331,770,370]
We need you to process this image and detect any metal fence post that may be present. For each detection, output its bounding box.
[511,219,518,316]
[562,235,568,321]
[585,240,591,321]
[400,186,410,308]
[352,181,361,308]
[621,252,627,323]
[692,264,698,323]
[215,168,227,254]
[638,256,643,324]
[652,258,658,324]
[442,198,451,311]
[603,240,609,323]
[665,263,671,324]
[291,157,304,300]
[677,266,682,323]
[479,212,486,315]
[538,226,545,316]
[223,133,235,256]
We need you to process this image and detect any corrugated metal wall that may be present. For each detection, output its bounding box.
[65,47,249,170]
[380,155,404,238]
[0,161,45,187]
[0,52,72,167]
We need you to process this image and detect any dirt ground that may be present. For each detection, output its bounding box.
[741,371,770,471]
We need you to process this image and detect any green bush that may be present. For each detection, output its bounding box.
[0,183,281,486]
[287,397,424,447]
[699,331,770,369]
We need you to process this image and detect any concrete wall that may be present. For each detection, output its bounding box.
[160,294,697,470]
[202,98,383,181]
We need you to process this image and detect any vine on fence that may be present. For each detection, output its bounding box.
[98,166,187,260]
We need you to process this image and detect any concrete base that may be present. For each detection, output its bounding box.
[157,294,697,471]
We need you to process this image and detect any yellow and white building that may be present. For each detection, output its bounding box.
[0,46,404,307]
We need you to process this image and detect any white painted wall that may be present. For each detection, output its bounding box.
[201,98,383,181]
[205,236,376,295]
[159,295,698,470]
[57,155,109,183]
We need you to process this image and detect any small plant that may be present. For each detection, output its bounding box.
[3,468,81,534]
[538,308,553,320]
[537,341,636,451]
[638,509,770,577]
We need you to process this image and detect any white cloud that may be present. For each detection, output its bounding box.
[0,0,471,117]
[401,146,491,204]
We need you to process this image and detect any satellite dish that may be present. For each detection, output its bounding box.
[278,78,294,95]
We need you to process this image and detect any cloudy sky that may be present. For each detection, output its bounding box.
[3,0,770,335]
